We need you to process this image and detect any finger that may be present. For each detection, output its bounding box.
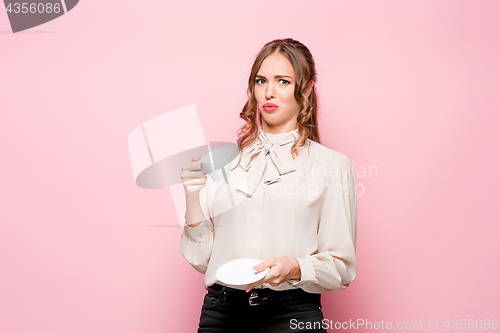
[184,161,204,172]
[184,175,208,182]
[246,276,266,293]
[182,178,207,186]
[184,170,206,179]
[253,258,276,272]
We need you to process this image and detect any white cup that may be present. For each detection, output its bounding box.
[201,148,233,183]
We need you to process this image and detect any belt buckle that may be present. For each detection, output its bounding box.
[249,292,260,306]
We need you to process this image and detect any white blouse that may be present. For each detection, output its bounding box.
[180,127,357,294]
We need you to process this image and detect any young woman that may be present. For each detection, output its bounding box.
[180,38,357,333]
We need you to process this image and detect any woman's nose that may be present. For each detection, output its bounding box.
[265,84,275,99]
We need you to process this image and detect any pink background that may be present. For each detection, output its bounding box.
[1,0,499,332]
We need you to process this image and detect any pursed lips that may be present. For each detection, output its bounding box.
[263,103,278,112]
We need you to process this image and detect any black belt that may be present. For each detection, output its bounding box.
[207,283,316,307]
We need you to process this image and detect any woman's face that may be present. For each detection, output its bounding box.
[254,52,302,134]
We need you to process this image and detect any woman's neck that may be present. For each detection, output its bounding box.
[261,122,298,134]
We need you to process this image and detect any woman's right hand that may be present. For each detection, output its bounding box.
[181,156,208,194]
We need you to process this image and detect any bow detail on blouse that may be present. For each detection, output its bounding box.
[235,128,300,198]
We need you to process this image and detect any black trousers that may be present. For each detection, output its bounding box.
[198,284,327,333]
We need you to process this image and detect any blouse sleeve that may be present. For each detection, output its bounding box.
[288,153,358,293]
[179,180,215,274]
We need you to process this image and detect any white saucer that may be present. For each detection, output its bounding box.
[216,258,270,285]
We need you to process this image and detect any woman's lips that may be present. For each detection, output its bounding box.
[263,103,278,112]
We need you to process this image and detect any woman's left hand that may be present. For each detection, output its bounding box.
[245,257,301,293]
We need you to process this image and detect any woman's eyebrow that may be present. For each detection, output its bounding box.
[255,74,293,79]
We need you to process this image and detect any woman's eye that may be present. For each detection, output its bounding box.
[256,78,266,84]
[279,79,290,85]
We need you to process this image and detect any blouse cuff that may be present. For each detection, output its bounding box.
[287,257,316,287]
[183,214,212,243]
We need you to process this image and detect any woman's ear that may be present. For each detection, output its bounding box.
[304,80,314,98]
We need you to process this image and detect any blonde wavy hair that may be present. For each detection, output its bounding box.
[232,38,321,170]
